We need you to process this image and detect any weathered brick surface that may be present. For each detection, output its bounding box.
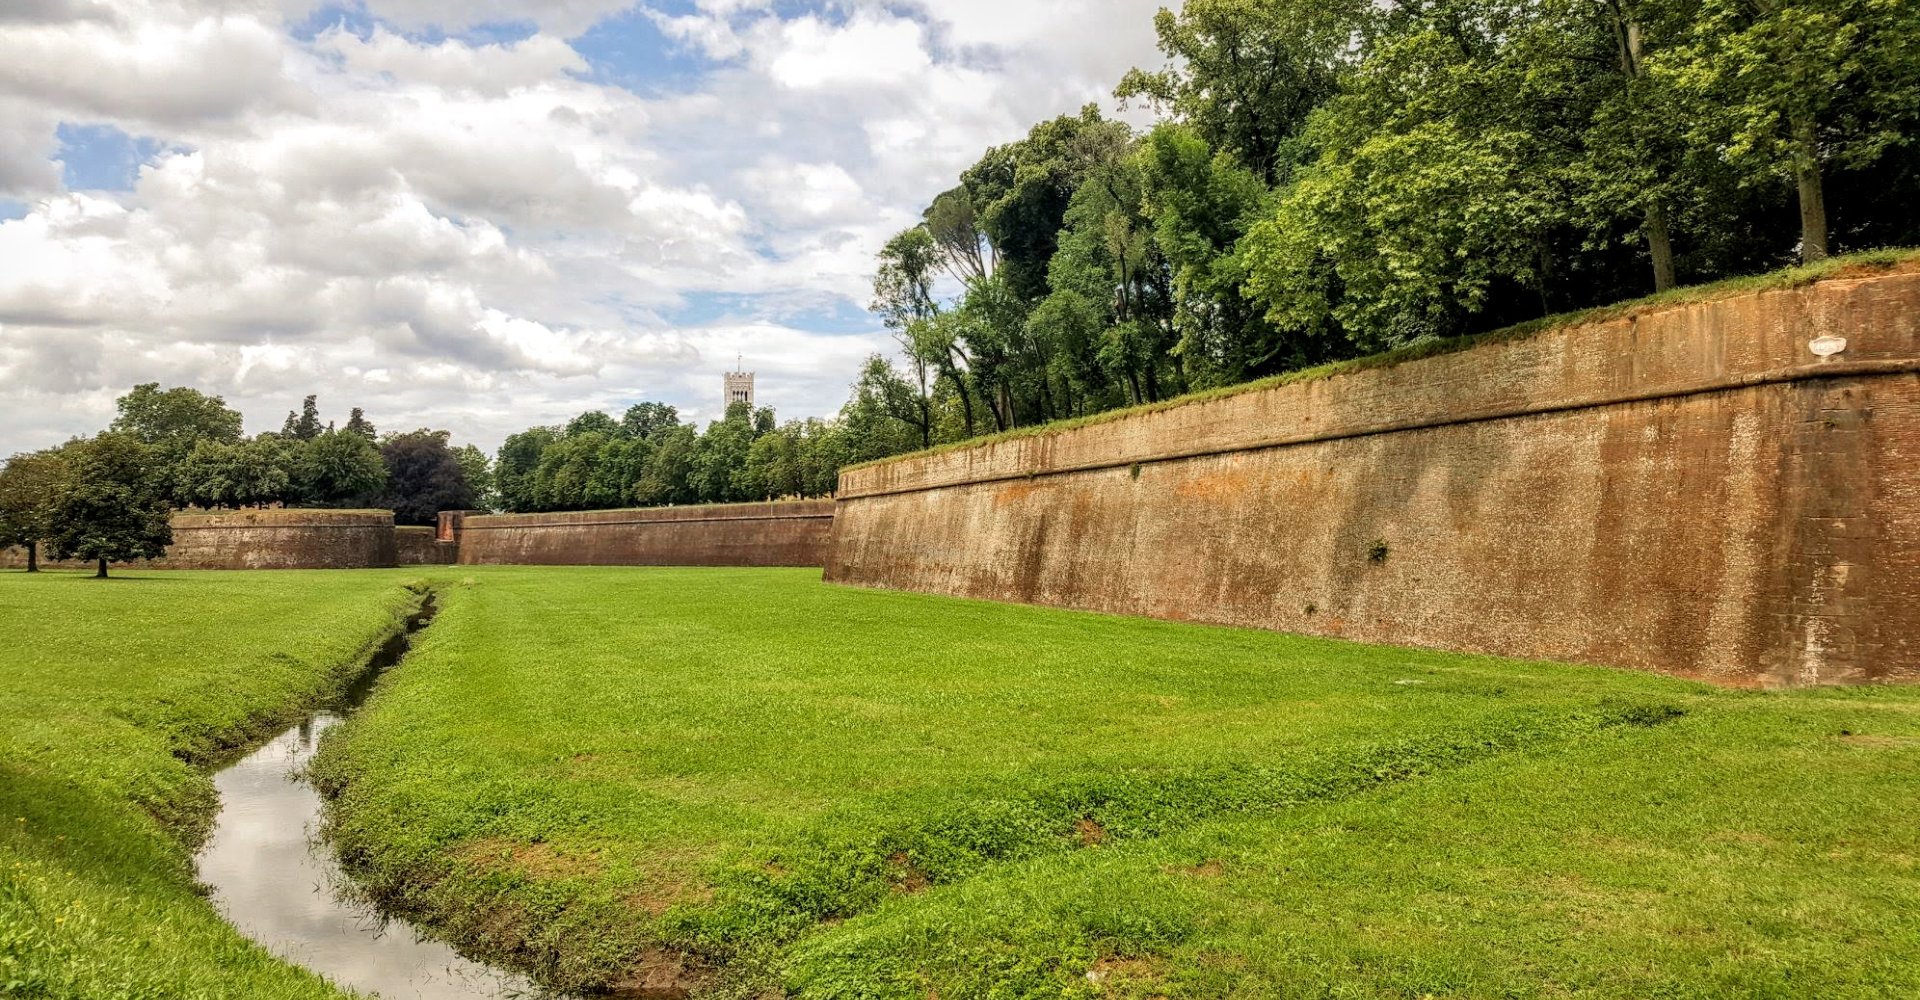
[0,510,399,570]
[456,500,836,567]
[827,268,1920,687]
[395,525,457,566]
[163,510,399,569]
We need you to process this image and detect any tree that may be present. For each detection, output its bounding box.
[691,404,759,504]
[453,444,495,511]
[633,424,697,506]
[174,437,293,510]
[0,450,68,572]
[1137,123,1286,383]
[44,434,172,578]
[533,432,613,511]
[566,410,622,438]
[376,430,474,526]
[1116,0,1370,182]
[1660,0,1920,262]
[621,402,681,440]
[293,429,387,507]
[964,106,1133,304]
[281,395,323,441]
[344,408,378,442]
[111,383,245,453]
[496,427,559,513]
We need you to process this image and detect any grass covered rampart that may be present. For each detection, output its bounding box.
[0,570,430,998]
[311,568,1920,998]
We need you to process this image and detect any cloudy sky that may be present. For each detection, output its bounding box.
[0,0,1172,456]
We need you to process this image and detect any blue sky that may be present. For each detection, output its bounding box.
[0,0,1170,455]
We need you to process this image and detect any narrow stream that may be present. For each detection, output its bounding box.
[197,598,553,999]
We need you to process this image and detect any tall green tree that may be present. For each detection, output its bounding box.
[44,433,173,578]
[0,450,69,572]
[111,383,245,453]
[281,395,324,441]
[293,429,387,508]
[1136,123,1286,382]
[620,402,681,440]
[453,444,495,511]
[1658,0,1920,262]
[377,430,475,526]
[174,437,293,510]
[1116,0,1370,182]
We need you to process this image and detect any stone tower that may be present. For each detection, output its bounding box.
[723,358,755,412]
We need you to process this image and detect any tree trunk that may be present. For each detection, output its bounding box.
[95,557,108,579]
[25,541,37,573]
[956,377,976,438]
[1646,204,1677,292]
[1793,115,1829,262]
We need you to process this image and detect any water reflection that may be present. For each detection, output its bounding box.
[200,712,549,999]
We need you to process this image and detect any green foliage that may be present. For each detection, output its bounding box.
[452,443,494,511]
[280,395,324,441]
[835,0,1920,474]
[173,436,294,510]
[1115,0,1370,181]
[43,433,173,575]
[313,568,1920,998]
[375,429,475,526]
[0,450,67,569]
[292,428,387,508]
[493,395,853,513]
[110,383,244,456]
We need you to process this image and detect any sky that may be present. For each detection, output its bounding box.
[0,0,1174,456]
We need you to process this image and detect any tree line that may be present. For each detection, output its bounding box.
[843,0,1920,453]
[0,384,489,575]
[428,0,1920,516]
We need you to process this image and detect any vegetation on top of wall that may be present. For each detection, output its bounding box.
[836,0,1920,477]
[846,248,1920,473]
[173,508,401,520]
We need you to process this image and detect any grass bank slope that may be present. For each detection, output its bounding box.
[0,569,428,999]
[315,567,1920,997]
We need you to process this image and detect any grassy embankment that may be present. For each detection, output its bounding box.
[314,567,1920,999]
[0,569,429,999]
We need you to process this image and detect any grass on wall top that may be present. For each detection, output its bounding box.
[847,247,1920,473]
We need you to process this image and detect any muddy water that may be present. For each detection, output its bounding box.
[198,602,554,999]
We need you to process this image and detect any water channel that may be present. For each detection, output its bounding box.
[196,599,555,999]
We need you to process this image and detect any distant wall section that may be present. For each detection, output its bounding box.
[2,510,399,570]
[165,510,398,569]
[395,526,457,566]
[455,501,835,568]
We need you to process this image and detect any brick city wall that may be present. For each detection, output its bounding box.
[164,510,399,569]
[0,509,400,570]
[453,500,836,567]
[395,525,458,566]
[826,265,1920,687]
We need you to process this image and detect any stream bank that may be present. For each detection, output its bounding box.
[197,591,559,1000]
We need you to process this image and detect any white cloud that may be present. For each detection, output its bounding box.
[0,0,1174,456]
[0,13,301,129]
[319,27,588,94]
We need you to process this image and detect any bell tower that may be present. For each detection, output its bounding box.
[723,355,755,412]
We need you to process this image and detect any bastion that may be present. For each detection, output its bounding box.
[825,264,1920,688]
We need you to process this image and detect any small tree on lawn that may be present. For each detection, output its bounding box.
[45,434,173,578]
[0,450,69,572]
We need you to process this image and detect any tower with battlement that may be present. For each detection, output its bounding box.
[723,362,755,412]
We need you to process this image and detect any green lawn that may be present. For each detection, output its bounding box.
[0,569,426,999]
[310,567,1920,998]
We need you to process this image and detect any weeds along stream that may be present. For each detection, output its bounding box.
[196,592,561,1000]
